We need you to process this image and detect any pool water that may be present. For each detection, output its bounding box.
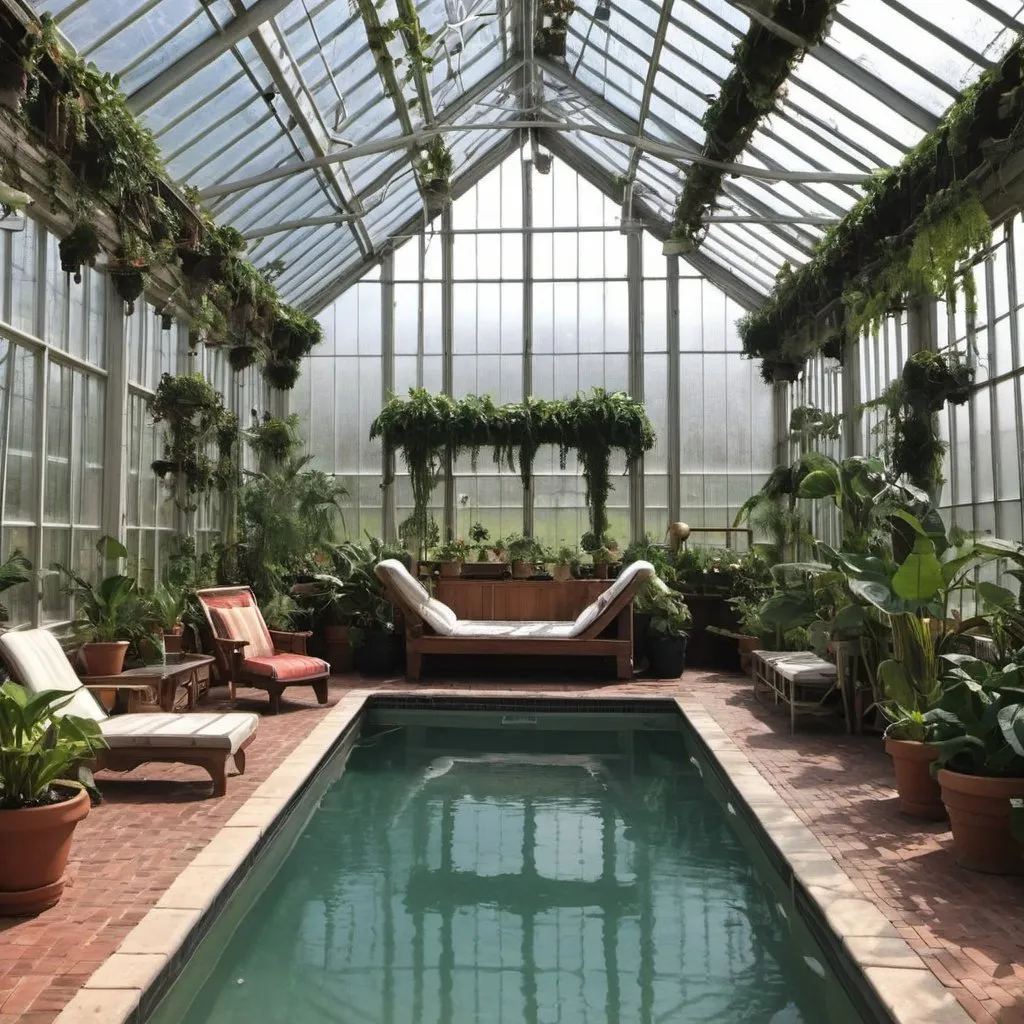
[168,715,861,1023]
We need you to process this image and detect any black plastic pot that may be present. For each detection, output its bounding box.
[353,630,403,676]
[647,635,687,679]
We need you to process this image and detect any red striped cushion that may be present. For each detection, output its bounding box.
[243,654,328,681]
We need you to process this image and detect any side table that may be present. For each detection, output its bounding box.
[84,654,216,713]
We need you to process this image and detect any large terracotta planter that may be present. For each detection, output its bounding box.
[0,786,90,916]
[324,625,354,674]
[885,739,945,820]
[938,769,1024,874]
[593,562,610,580]
[439,561,462,579]
[552,564,573,583]
[81,641,129,676]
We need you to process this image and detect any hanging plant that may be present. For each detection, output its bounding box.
[247,414,302,467]
[416,136,454,215]
[58,219,100,282]
[262,356,303,391]
[110,264,145,315]
[739,39,1024,370]
[866,351,974,494]
[667,0,839,250]
[270,305,323,361]
[228,345,259,372]
[534,0,575,58]
[150,372,230,506]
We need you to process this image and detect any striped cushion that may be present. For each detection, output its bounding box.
[211,603,274,659]
[243,653,328,681]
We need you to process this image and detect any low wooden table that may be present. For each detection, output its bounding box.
[434,578,610,621]
[84,654,215,713]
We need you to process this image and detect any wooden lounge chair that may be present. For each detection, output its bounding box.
[196,586,330,714]
[376,558,655,681]
[0,629,258,797]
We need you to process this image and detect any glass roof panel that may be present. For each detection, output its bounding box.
[33,0,1024,307]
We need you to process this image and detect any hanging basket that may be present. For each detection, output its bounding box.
[663,235,695,256]
[228,345,258,372]
[423,179,451,216]
[111,268,146,315]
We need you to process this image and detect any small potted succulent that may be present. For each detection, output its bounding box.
[435,539,468,579]
[0,683,105,915]
[506,535,543,580]
[552,546,578,583]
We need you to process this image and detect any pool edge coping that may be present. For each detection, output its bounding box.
[53,688,971,1024]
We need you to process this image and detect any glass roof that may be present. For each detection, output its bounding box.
[33,0,1024,310]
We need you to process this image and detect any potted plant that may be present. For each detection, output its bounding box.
[0,683,105,915]
[639,580,691,678]
[932,655,1024,874]
[470,522,491,562]
[506,535,542,579]
[534,0,575,57]
[149,583,186,656]
[59,219,101,284]
[591,544,619,581]
[552,546,578,583]
[296,573,356,673]
[435,539,467,579]
[416,137,454,215]
[54,536,152,676]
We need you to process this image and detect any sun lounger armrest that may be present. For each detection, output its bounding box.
[213,636,248,681]
[269,629,311,654]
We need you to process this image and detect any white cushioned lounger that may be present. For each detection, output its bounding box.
[0,629,259,797]
[375,559,655,681]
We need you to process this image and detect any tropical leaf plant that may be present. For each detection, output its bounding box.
[0,682,106,810]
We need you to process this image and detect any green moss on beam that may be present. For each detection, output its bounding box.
[667,0,841,250]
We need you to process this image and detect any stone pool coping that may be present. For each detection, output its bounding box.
[55,689,968,1024]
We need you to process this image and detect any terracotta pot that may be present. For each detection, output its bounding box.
[0,786,90,916]
[552,564,573,583]
[885,739,945,820]
[162,631,183,656]
[938,769,1024,874]
[325,625,354,674]
[439,561,462,579]
[512,560,534,580]
[593,562,610,580]
[81,641,129,677]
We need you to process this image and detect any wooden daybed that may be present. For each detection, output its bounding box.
[375,558,655,681]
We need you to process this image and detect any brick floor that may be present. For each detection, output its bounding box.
[3,668,1024,1022]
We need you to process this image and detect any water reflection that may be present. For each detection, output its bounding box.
[182,725,856,1024]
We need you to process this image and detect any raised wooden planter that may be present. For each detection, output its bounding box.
[434,578,610,622]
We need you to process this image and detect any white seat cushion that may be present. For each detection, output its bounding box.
[376,559,431,615]
[100,712,259,752]
[421,597,457,636]
[568,560,655,637]
[0,628,106,721]
[450,620,575,639]
[756,651,836,682]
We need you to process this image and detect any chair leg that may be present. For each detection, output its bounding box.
[233,748,246,776]
[312,676,329,705]
[206,756,229,798]
[406,649,422,682]
[616,651,632,680]
[267,684,283,715]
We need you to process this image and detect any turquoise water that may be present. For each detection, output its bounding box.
[171,716,861,1023]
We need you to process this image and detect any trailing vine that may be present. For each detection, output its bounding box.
[866,351,974,494]
[739,38,1024,380]
[0,11,323,384]
[370,388,655,543]
[667,0,840,249]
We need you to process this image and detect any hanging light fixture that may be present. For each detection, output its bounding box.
[595,1,611,21]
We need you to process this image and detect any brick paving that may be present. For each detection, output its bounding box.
[2,668,1024,1021]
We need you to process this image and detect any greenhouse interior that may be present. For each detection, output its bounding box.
[3,1,1024,1022]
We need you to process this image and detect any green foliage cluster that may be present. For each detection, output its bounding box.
[0,683,106,810]
[150,373,236,506]
[669,0,839,246]
[5,12,321,387]
[739,39,1024,380]
[371,388,655,547]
